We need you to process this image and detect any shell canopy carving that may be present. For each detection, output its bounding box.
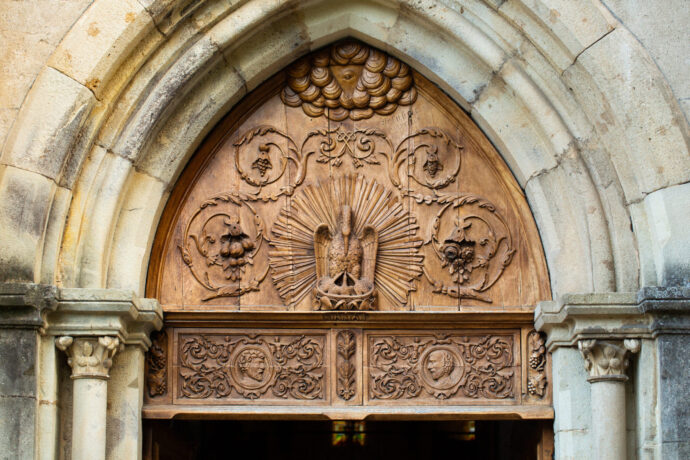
[281,41,417,121]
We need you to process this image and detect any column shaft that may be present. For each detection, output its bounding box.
[591,381,626,460]
[72,378,108,460]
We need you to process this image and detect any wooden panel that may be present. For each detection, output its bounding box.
[147,40,550,312]
[364,331,520,405]
[143,40,552,421]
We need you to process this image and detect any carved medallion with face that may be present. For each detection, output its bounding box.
[426,349,455,381]
[237,349,268,383]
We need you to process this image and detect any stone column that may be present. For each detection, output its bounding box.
[56,336,121,460]
[578,339,640,460]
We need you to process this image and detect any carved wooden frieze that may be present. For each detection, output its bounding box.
[176,332,326,402]
[366,332,517,402]
[281,41,417,121]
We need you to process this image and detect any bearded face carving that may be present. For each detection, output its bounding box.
[281,41,417,121]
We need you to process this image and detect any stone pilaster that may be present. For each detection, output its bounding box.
[0,283,58,460]
[536,287,690,460]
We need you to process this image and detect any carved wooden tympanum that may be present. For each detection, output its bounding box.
[145,40,552,419]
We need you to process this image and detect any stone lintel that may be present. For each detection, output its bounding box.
[42,288,163,350]
[0,283,58,329]
[535,288,690,350]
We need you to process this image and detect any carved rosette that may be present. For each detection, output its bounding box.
[336,331,357,400]
[527,331,547,398]
[178,333,325,401]
[55,336,122,380]
[146,330,168,397]
[368,334,515,401]
[578,339,641,382]
[281,41,417,121]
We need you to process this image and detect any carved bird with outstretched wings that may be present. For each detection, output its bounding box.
[314,205,378,297]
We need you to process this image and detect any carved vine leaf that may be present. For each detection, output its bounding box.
[281,40,417,121]
[368,334,515,401]
[336,331,357,400]
[178,334,325,401]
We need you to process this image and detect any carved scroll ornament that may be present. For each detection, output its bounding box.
[179,122,516,306]
[178,194,269,300]
[179,333,325,400]
[336,330,357,400]
[146,330,168,397]
[527,331,547,398]
[422,194,516,303]
[281,41,417,121]
[368,334,515,401]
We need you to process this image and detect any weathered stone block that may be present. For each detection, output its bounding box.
[0,329,37,397]
[47,0,158,99]
[1,67,95,182]
[0,395,36,460]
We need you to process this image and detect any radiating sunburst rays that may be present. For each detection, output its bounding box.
[269,174,424,308]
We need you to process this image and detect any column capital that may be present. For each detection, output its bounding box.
[578,338,640,383]
[55,336,122,380]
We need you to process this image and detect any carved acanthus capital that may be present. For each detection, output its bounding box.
[55,336,122,380]
[578,339,640,383]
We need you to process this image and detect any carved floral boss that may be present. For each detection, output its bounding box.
[179,124,515,307]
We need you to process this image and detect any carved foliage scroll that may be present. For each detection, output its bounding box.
[178,333,325,401]
[281,41,417,121]
[368,333,515,401]
[178,194,269,300]
[336,330,357,400]
[423,194,516,303]
[146,330,168,398]
[527,331,547,398]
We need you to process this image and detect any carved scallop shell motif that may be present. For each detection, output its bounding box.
[281,41,418,121]
[268,175,424,308]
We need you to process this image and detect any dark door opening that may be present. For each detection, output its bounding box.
[144,419,552,460]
